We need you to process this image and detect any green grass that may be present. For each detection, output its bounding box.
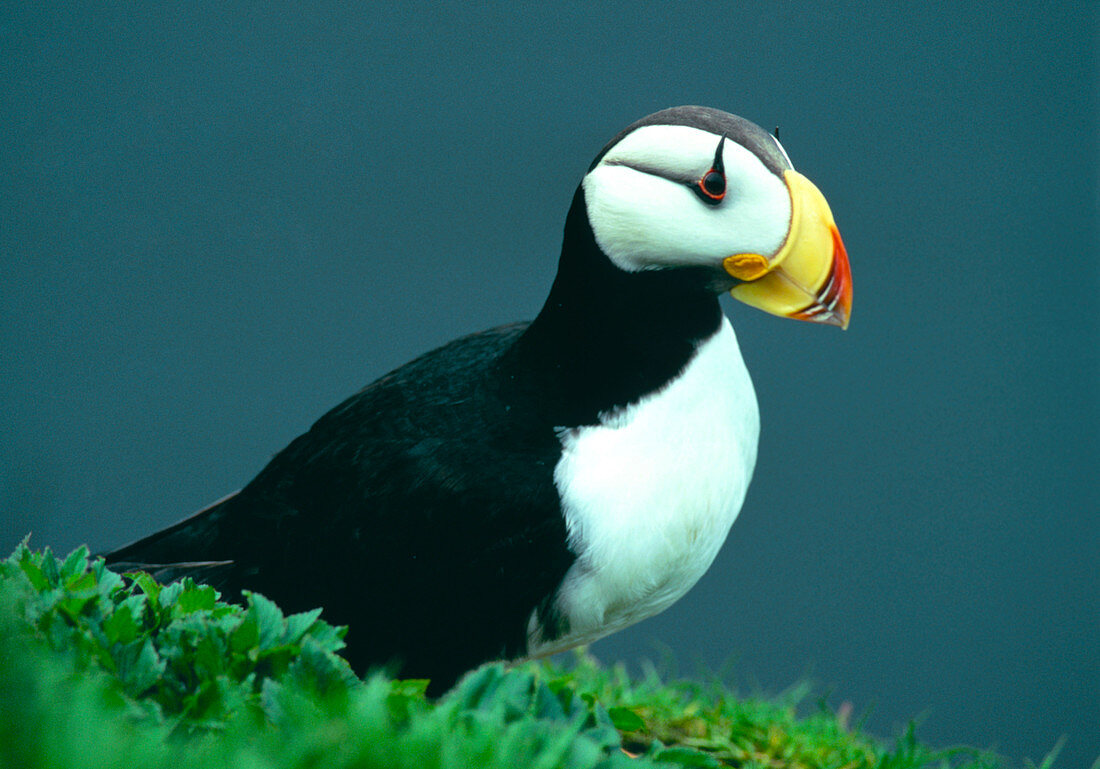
[0,542,1045,769]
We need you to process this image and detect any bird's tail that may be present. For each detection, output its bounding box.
[101,491,242,592]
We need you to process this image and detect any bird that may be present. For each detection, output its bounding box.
[105,105,852,694]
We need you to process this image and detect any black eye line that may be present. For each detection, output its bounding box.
[692,134,728,205]
[603,159,698,186]
[711,134,726,176]
[601,139,729,205]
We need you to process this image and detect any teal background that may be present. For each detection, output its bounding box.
[2,4,1096,764]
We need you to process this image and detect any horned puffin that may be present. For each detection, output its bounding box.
[106,106,852,693]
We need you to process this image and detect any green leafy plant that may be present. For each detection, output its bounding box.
[2,541,355,734]
[0,543,1033,768]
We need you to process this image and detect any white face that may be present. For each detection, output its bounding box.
[582,124,793,274]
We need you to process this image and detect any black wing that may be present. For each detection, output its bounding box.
[105,323,575,691]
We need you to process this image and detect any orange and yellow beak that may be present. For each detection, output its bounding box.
[725,170,852,329]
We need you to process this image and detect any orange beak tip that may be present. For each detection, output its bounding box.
[788,226,852,330]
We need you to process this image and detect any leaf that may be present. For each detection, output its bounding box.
[157,582,183,610]
[243,592,285,650]
[103,604,140,645]
[534,679,567,721]
[57,592,96,621]
[448,663,506,711]
[40,548,59,586]
[289,637,357,694]
[608,706,646,733]
[492,667,540,721]
[302,616,346,653]
[59,546,89,581]
[91,559,125,597]
[114,638,165,696]
[130,572,161,603]
[259,677,286,723]
[229,614,259,656]
[17,548,49,591]
[66,571,97,593]
[191,624,229,676]
[175,582,216,616]
[283,607,323,645]
[255,643,298,676]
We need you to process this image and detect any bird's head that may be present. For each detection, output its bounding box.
[582,106,852,328]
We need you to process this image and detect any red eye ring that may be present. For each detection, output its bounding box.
[698,169,726,201]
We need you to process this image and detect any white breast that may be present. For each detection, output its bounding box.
[527,315,759,657]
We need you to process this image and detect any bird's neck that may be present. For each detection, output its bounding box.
[505,185,724,425]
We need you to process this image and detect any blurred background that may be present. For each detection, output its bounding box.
[2,4,1096,765]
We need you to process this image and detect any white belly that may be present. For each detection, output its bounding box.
[527,316,759,656]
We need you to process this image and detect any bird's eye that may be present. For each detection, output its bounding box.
[694,134,728,205]
[698,170,726,202]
